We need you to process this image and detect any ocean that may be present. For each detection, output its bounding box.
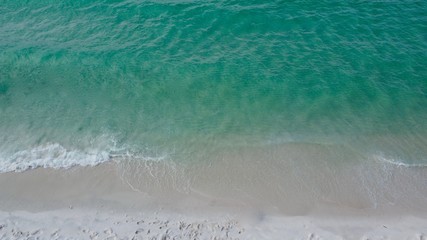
[0,0,426,211]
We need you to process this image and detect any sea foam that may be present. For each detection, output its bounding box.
[0,143,111,172]
[0,139,170,173]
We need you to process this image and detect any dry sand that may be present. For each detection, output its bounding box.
[0,208,426,239]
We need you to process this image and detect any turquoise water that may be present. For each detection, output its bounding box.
[0,0,426,171]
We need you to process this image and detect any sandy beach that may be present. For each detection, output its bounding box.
[1,208,426,240]
[0,162,426,239]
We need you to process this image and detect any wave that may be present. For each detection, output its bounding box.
[3,139,427,173]
[0,143,110,172]
[0,142,168,173]
[372,154,427,168]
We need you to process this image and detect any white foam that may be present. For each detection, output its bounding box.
[0,143,111,172]
[372,153,427,168]
[0,138,171,173]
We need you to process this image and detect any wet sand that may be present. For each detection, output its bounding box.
[0,160,426,239]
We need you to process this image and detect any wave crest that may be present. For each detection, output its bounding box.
[0,143,110,172]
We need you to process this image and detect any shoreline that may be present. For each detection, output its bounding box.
[1,153,427,217]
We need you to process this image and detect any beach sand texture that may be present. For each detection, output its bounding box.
[0,163,426,239]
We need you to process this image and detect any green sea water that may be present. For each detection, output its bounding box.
[0,0,426,172]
